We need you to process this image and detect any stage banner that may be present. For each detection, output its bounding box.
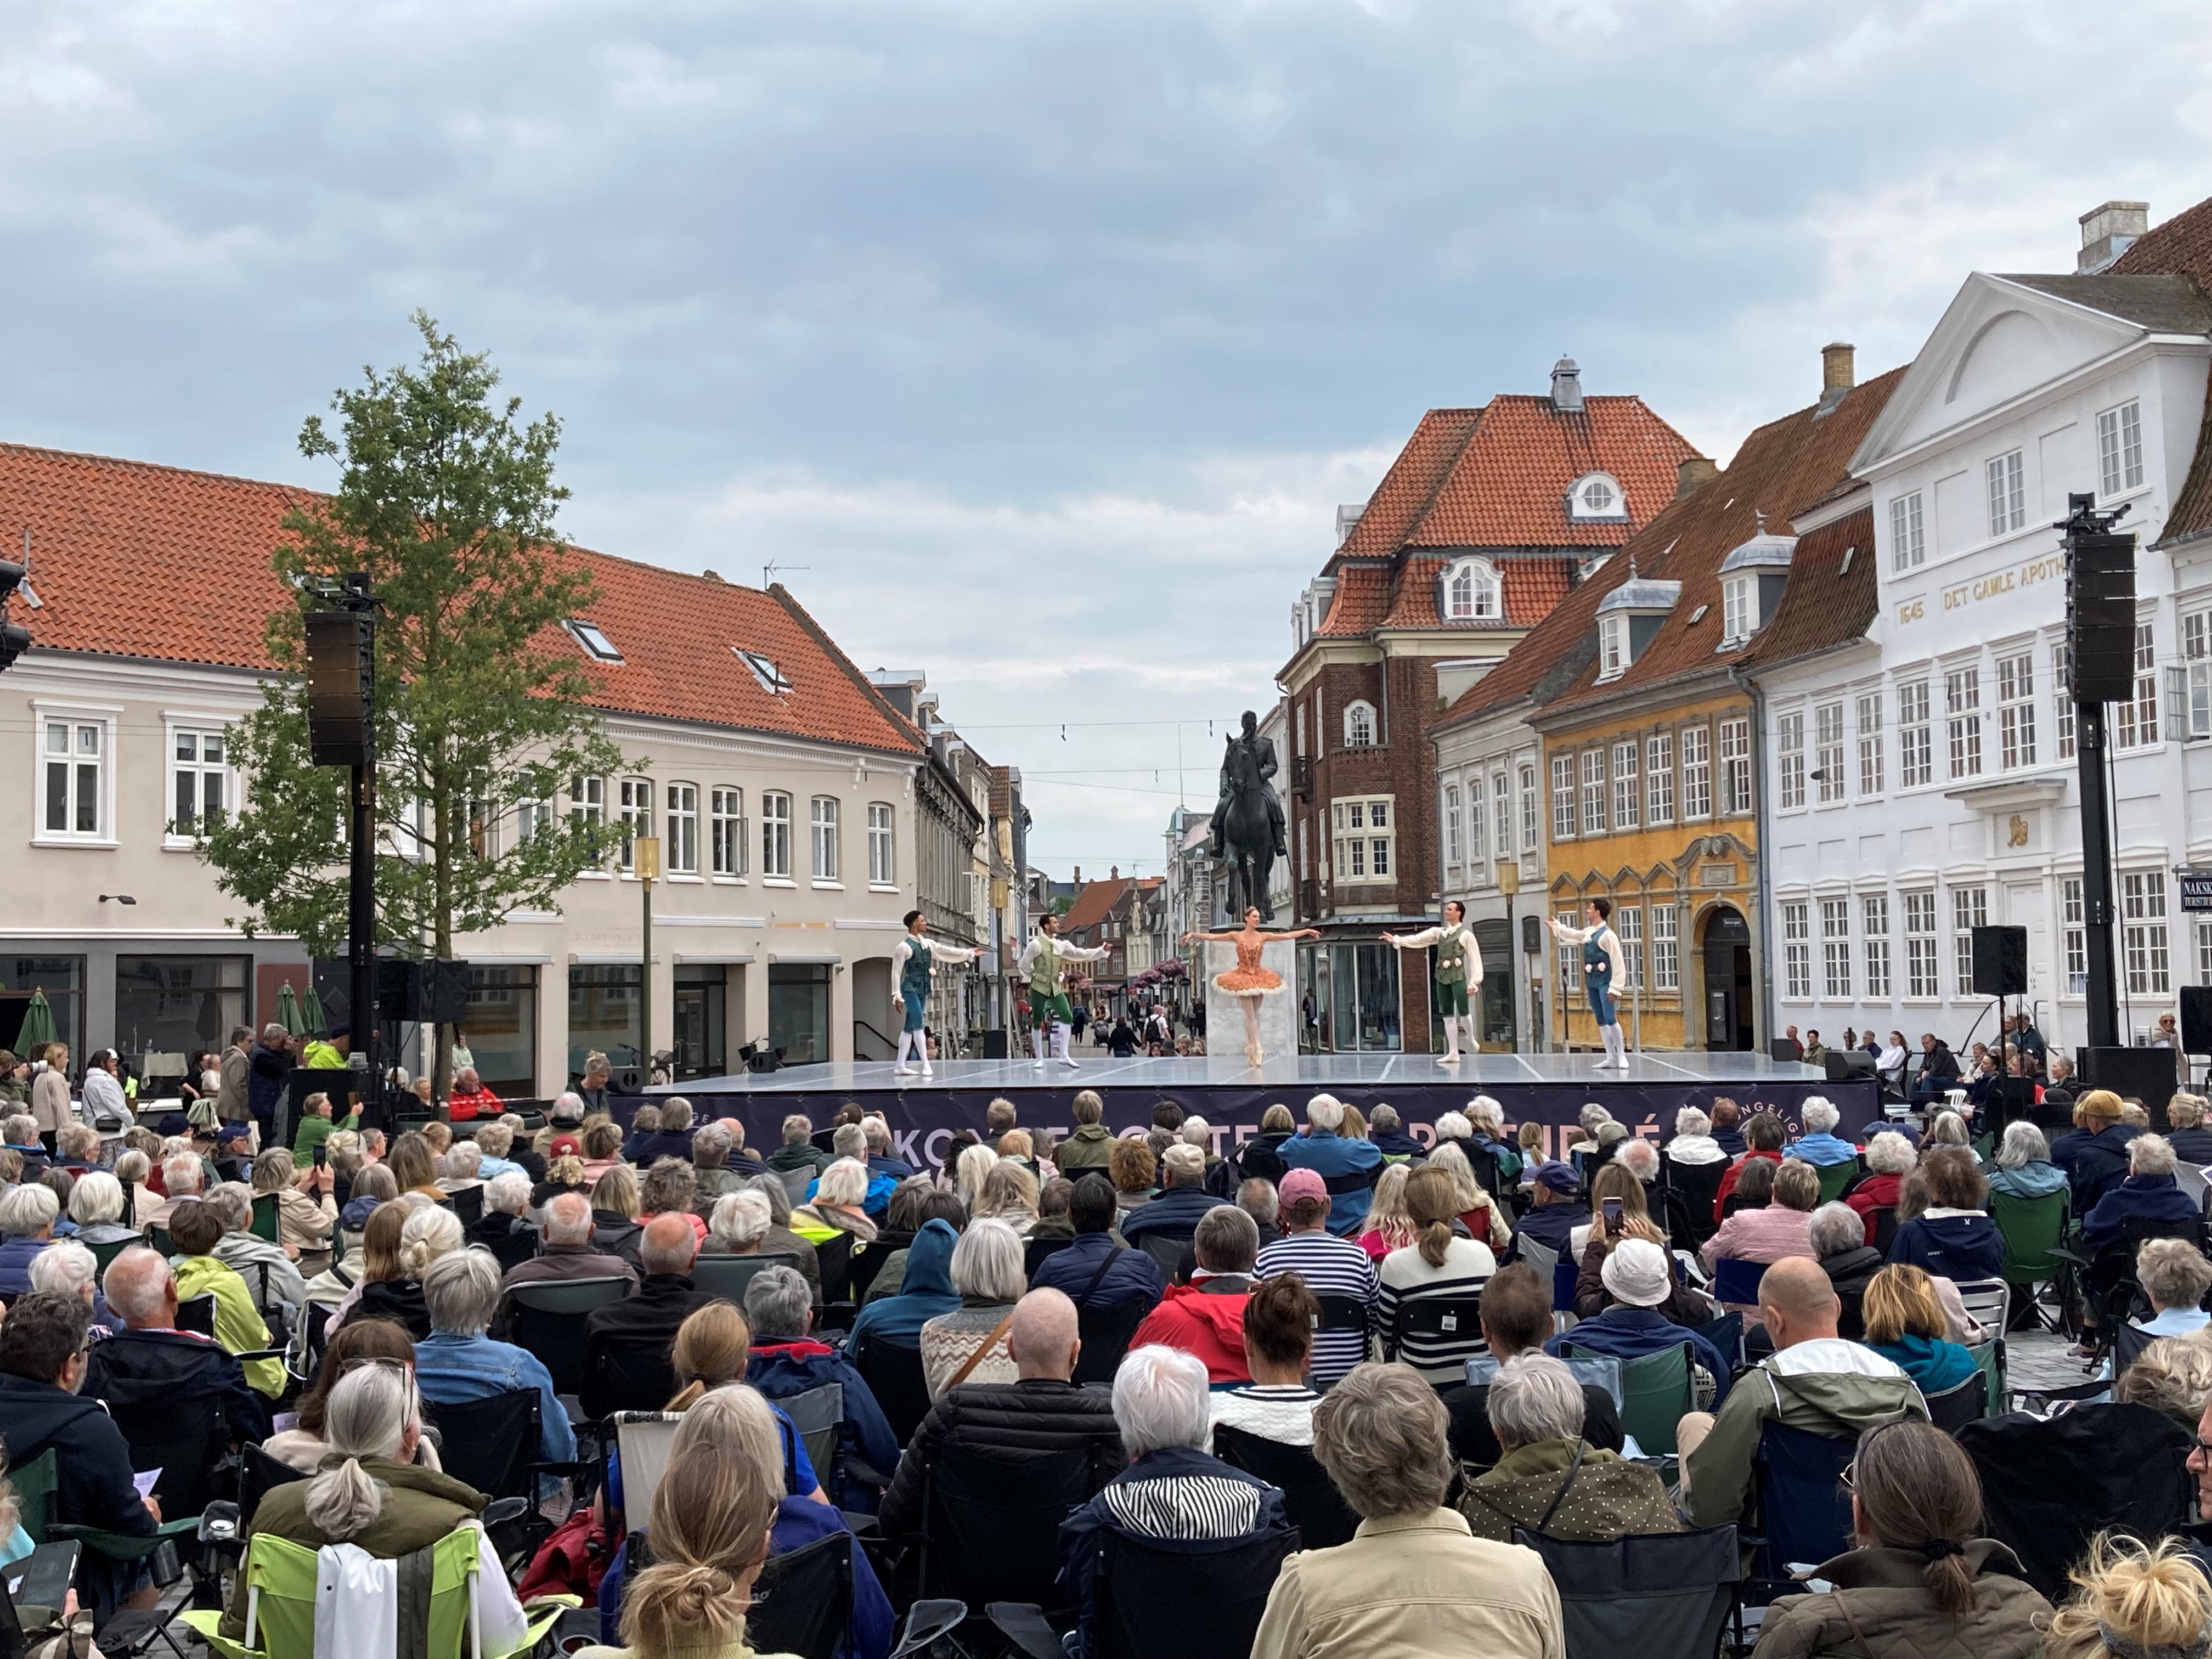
[662,1076,1880,1177]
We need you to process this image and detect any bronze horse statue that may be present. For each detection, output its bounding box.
[1211,712,1283,923]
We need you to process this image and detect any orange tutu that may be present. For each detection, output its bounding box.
[1213,967,1285,998]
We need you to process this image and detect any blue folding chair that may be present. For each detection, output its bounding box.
[1712,1257,1768,1307]
[1554,1258,1580,1314]
[1746,1423,1857,1602]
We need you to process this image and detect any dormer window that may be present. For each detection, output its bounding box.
[565,618,624,663]
[735,648,791,693]
[1442,557,1500,622]
[1568,473,1629,522]
[1598,615,1628,681]
[1716,516,1797,652]
[1722,575,1753,645]
[1344,700,1377,748]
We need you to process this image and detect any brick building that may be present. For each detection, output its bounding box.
[1280,360,1700,1052]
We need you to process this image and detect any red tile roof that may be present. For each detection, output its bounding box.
[1333,409,1483,563]
[1317,563,1392,637]
[2109,203,2212,549]
[1060,877,1132,936]
[1740,507,1880,672]
[0,441,922,758]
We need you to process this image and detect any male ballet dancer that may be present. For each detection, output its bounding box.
[1548,898,1630,1070]
[1381,899,1483,1062]
[1015,912,1110,1068]
[891,909,980,1077]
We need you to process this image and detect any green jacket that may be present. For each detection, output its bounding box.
[1681,1344,1928,1530]
[299,1039,344,1071]
[292,1109,358,1163]
[1053,1123,1118,1173]
[173,1253,284,1400]
[1460,1438,1686,1543]
[1754,1541,2050,1659]
[768,1141,833,1175]
[222,1455,486,1637]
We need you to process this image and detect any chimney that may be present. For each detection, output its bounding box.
[1073,865,1081,884]
[1549,356,1583,413]
[1822,342,1855,393]
[1674,456,1719,500]
[2079,200,2149,274]
[1110,865,1119,881]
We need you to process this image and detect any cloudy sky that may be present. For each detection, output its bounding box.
[7,0,2211,877]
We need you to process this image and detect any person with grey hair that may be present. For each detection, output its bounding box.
[918,1218,1028,1397]
[2083,1133,2200,1256]
[769,1111,833,1176]
[1256,1361,1562,1657]
[1808,1200,1886,1326]
[578,1211,719,1419]
[1790,1096,1859,1168]
[1459,1351,1684,1546]
[630,1097,698,1165]
[0,1181,58,1296]
[415,1247,574,1466]
[861,1114,915,1181]
[743,1262,899,1509]
[1616,1136,1661,1186]
[2128,1238,2212,1341]
[67,1170,139,1253]
[1129,1203,1262,1383]
[32,1239,122,1342]
[83,1245,269,1442]
[1237,1177,1284,1249]
[218,1361,528,1647]
[471,1169,537,1261]
[1984,1119,2067,1200]
[1121,1140,1228,1244]
[744,1171,823,1302]
[549,1089,588,1130]
[202,1182,311,1322]
[437,1138,486,1194]
[706,1188,773,1254]
[1059,1345,1288,1656]
[139,1149,207,1233]
[1366,1103,1425,1164]
[1279,1092,1384,1236]
[688,1120,743,1209]
[1667,1105,1728,1167]
[797,1154,882,1243]
[1846,1130,1918,1244]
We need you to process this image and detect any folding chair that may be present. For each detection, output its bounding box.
[778,1383,847,1500]
[746,1530,852,1659]
[1711,1257,1767,1308]
[1513,1522,1741,1659]
[1212,1424,1358,1548]
[1989,1189,2067,1333]
[447,1184,484,1228]
[1389,1295,1485,1374]
[1587,1342,1693,1456]
[1023,1235,1075,1279]
[248,1193,280,1245]
[1743,1423,1858,1604]
[505,1275,631,1400]
[1923,1372,1987,1434]
[854,1338,933,1449]
[610,1412,683,1522]
[1950,1277,2010,1339]
[1072,1299,1148,1386]
[690,1252,798,1304]
[1813,1162,1857,1205]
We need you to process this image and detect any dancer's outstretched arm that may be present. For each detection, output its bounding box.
[1257,928,1323,944]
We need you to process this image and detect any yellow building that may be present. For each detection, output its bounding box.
[1525,347,1905,1052]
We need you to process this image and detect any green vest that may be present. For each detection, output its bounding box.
[1029,936,1065,996]
[1435,927,1469,986]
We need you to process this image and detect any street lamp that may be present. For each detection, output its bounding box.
[1495,857,1519,1054]
[634,834,661,1085]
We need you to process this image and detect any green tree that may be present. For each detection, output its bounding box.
[205,312,628,1089]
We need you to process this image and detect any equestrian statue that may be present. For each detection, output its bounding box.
[1210,709,1286,923]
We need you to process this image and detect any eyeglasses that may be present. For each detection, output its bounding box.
[2190,1438,2212,1462]
[338,1357,414,1381]
[1839,1463,1858,1493]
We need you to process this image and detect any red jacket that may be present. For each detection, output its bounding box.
[1845,1171,1903,1243]
[447,1084,501,1122]
[1128,1280,1253,1384]
[1712,1150,1783,1221]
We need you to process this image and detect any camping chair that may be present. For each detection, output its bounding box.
[1711,1257,1767,1308]
[913,1441,1106,1613]
[1697,1311,1745,1374]
[847,1232,908,1304]
[235,1446,306,1531]
[1660,1155,1727,1246]
[1743,1423,1858,1604]
[1813,1161,1857,1205]
[854,1338,934,1449]
[1553,1259,1579,1316]
[1388,1295,1485,1372]
[1513,1522,1741,1659]
[1072,1299,1148,1386]
[421,1388,586,1516]
[481,1226,535,1275]
[1959,1402,2194,1600]
[1868,1206,1899,1252]
[175,1295,216,1337]
[1023,1235,1075,1278]
[506,1276,630,1400]
[610,1413,684,1526]
[2055,1214,2203,1361]
[1134,1231,1195,1281]
[690,1252,798,1304]
[447,1185,484,1228]
[586,1328,684,1420]
[1989,1189,2068,1332]
[1308,1292,1371,1362]
[1568,1341,1693,1456]
[1212,1425,1358,1548]
[746,1529,851,1659]
[779,1383,847,1500]
[1923,1372,1987,1434]
[177,1519,575,1659]
[988,1524,1301,1659]
[84,1234,136,1276]
[780,1167,814,1206]
[812,1231,856,1306]
[248,1193,280,1244]
[1517,1233,1561,1285]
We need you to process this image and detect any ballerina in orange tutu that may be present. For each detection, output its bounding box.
[1183,906,1322,1067]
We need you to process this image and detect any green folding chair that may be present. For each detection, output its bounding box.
[10,1449,55,1543]
[1566,1341,1694,1456]
[1989,1188,2068,1331]
[177,1526,575,1659]
[1814,1162,1856,1205]
[250,1193,281,1245]
[85,1234,137,1276]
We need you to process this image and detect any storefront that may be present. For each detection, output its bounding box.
[1296,939,1402,1053]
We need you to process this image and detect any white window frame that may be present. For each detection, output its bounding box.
[1581,749,1606,836]
[2063,876,2087,996]
[2099,398,2145,499]
[2124,870,2171,996]
[1519,765,1538,853]
[1652,901,1679,991]
[165,717,234,847]
[1617,904,1643,992]
[1442,785,1463,872]
[1466,778,1486,868]
[1681,725,1711,820]
[1493,773,1511,866]
[761,790,794,881]
[1863,893,1892,998]
[1997,651,2036,770]
[1611,740,1639,829]
[1904,890,1939,1000]
[1899,680,1933,788]
[2115,622,2161,751]
[34,702,118,848]
[2056,641,2078,760]
[1782,900,1811,1001]
[1856,692,1883,796]
[1646,732,1675,826]
[1570,473,1627,520]
[1821,896,1852,1000]
[810,795,840,884]
[1444,558,1500,621]
[1598,614,1627,679]
[665,782,699,876]
[1889,490,1925,572]
[711,787,748,879]
[1951,885,1988,997]
[1551,754,1576,841]
[1719,718,1751,815]
[1986,449,2026,537]
[868,802,896,888]
[1776,711,1805,810]
[1331,795,1393,882]
[616,777,653,873]
[1945,666,1982,780]
[1342,700,1377,749]
[1722,575,1752,645]
[2186,611,2212,740]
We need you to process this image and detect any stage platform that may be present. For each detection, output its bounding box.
[655,1051,1876,1173]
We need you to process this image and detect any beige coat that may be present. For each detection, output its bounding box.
[1752,1542,2051,1659]
[1250,1507,1564,1659]
[29,1069,71,1135]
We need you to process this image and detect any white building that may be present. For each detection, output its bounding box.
[1756,199,2212,1055]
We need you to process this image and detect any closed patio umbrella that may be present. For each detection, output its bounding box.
[15,991,55,1052]
[277,980,307,1037]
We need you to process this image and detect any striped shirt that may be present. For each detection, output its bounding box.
[1256,1229,1380,1385]
[1378,1237,1496,1384]
[1099,1473,1265,1541]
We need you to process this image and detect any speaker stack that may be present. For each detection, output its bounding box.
[2067,524,2137,703]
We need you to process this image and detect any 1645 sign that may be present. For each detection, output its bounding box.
[2180,870,2212,913]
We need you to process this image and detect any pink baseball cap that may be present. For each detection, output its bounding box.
[1278,1167,1329,1205]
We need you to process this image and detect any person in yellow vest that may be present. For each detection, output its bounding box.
[1015,914,1110,1069]
[1383,900,1485,1063]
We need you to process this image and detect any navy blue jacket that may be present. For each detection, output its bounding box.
[1370,1128,1427,1163]
[2083,1173,2202,1255]
[867,1153,916,1182]
[2167,1127,2212,1166]
[2053,1124,2142,1216]
[1887,1211,2007,1282]
[1509,1200,1591,1266]
[1029,1231,1165,1312]
[1116,1186,1226,1243]
[0,1373,159,1542]
[1547,1305,1733,1407]
[747,1339,900,1513]
[627,1128,696,1166]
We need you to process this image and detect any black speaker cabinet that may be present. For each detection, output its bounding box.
[1824,1048,1876,1084]
[1970,926,2028,997]
[2079,1045,2179,1124]
[2182,985,2212,1055]
[1522,914,1546,956]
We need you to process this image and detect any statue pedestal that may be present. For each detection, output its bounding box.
[1203,939,1298,1064]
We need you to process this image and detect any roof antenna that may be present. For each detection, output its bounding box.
[762,561,811,588]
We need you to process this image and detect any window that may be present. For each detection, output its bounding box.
[1581,749,1606,836]
[617,777,652,871]
[1598,615,1627,679]
[2125,871,2171,995]
[1519,766,1537,853]
[2115,622,2160,749]
[1444,560,1499,620]
[711,788,747,877]
[1652,902,1679,991]
[2055,642,2077,759]
[1997,652,2036,769]
[1343,701,1376,748]
[2099,399,2145,498]
[1782,901,1810,1000]
[761,791,793,878]
[1617,905,1643,991]
[810,796,840,882]
[564,618,624,662]
[515,794,554,845]
[665,783,699,874]
[465,966,539,1097]
[1442,786,1462,870]
[1822,898,1852,1000]
[1952,885,1988,996]
[1612,741,1639,828]
[1945,667,1982,780]
[1720,719,1752,814]
[1899,681,1933,787]
[112,955,247,1058]
[2187,611,2212,739]
[1863,894,1892,998]
[1557,910,1579,992]
[2063,877,2087,995]
[569,775,606,843]
[1986,449,2026,537]
[735,650,791,693]
[1905,890,1939,998]
[1681,725,1712,819]
[868,803,895,885]
[1889,491,1925,572]
[1777,712,1805,809]
[1571,474,1626,518]
[1646,732,1674,825]
[170,727,228,838]
[1466,781,1486,867]
[1813,703,1844,803]
[1722,575,1752,644]
[40,716,108,840]
[1331,797,1393,881]
[1494,774,1511,865]
[1552,755,1576,840]
[1857,692,1884,795]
